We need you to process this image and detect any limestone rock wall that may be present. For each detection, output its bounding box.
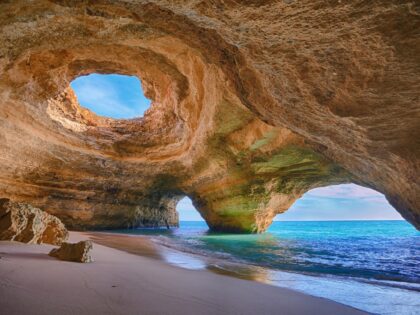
[0,198,68,245]
[0,0,418,232]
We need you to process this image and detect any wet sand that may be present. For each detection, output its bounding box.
[0,231,368,315]
[87,231,282,282]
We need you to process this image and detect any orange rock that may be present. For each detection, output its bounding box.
[0,199,68,245]
[49,240,93,263]
[0,1,418,232]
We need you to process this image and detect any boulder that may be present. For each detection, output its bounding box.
[49,240,93,263]
[0,198,68,245]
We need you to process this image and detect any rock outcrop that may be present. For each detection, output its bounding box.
[0,1,418,232]
[0,198,68,245]
[49,240,93,263]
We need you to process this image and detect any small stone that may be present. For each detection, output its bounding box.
[49,240,93,263]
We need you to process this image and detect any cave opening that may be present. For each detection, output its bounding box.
[176,197,208,228]
[275,183,404,222]
[70,73,151,119]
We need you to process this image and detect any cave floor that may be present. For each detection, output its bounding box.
[0,232,367,315]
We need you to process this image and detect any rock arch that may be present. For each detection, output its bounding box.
[0,0,418,232]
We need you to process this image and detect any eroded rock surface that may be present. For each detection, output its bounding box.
[0,198,68,245]
[0,1,418,232]
[49,240,93,263]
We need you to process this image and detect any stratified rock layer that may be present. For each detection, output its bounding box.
[0,1,418,232]
[49,240,93,263]
[0,199,68,245]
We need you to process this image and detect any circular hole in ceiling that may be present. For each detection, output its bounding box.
[70,73,151,119]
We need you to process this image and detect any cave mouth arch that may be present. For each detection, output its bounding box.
[70,73,151,119]
[176,197,208,227]
[275,183,404,222]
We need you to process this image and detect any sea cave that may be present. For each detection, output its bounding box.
[0,1,418,314]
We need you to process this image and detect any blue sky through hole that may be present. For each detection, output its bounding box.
[70,75,403,222]
[70,73,151,119]
[177,184,403,221]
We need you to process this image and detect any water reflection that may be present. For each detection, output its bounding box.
[161,249,206,270]
[207,264,272,284]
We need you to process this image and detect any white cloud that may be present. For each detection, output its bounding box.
[277,184,403,221]
[306,184,385,201]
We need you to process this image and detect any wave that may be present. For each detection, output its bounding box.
[149,235,236,261]
[149,234,420,294]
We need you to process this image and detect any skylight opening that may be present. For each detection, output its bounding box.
[70,73,151,119]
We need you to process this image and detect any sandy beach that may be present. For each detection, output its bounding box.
[0,232,368,315]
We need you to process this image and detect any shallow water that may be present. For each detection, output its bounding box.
[111,221,420,315]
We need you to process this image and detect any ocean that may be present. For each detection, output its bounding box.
[112,220,420,315]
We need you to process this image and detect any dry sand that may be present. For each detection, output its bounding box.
[0,232,368,315]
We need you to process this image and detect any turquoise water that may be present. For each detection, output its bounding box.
[113,221,420,314]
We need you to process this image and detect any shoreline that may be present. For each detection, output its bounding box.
[86,230,420,315]
[0,231,367,315]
